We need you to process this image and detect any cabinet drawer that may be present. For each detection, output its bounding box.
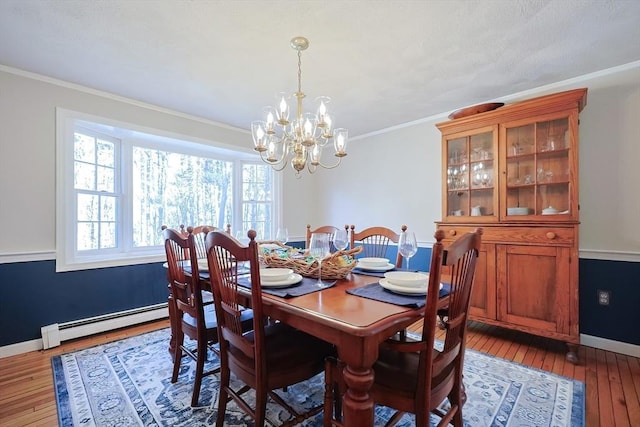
[437,225,575,246]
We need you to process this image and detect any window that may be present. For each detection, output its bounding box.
[56,109,280,271]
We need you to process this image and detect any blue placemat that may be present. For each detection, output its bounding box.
[347,282,451,308]
[183,265,251,280]
[237,276,335,298]
[351,267,397,277]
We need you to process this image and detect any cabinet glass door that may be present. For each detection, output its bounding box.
[445,129,496,220]
[504,117,571,218]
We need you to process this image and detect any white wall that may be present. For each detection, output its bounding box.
[304,63,640,260]
[0,68,251,258]
[2,63,639,262]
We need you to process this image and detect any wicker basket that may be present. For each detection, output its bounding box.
[261,246,362,280]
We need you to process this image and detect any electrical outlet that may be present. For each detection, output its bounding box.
[598,290,610,306]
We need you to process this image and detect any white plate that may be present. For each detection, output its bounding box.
[356,262,395,272]
[253,273,303,288]
[358,257,390,267]
[197,259,208,271]
[379,279,443,296]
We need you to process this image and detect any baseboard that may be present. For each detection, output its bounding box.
[57,305,169,343]
[0,306,169,359]
[580,333,640,357]
[0,338,43,359]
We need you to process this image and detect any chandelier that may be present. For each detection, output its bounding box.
[251,36,348,175]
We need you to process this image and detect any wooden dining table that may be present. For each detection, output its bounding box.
[237,272,429,426]
[174,259,443,426]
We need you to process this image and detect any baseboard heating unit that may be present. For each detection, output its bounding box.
[41,303,168,349]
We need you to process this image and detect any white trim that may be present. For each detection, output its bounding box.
[0,338,43,359]
[2,247,639,265]
[580,333,640,358]
[579,249,640,263]
[0,250,56,264]
[0,64,248,134]
[351,60,640,141]
[54,108,268,272]
[0,306,169,358]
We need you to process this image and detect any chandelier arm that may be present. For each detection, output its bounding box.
[258,150,290,172]
[309,156,343,171]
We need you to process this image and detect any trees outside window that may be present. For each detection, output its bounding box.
[57,109,278,271]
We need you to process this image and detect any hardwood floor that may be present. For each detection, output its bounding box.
[0,319,638,426]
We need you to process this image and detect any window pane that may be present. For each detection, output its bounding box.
[77,193,99,221]
[241,163,272,238]
[75,162,96,190]
[96,139,115,167]
[100,222,117,248]
[96,165,114,192]
[77,222,97,250]
[101,196,116,221]
[74,133,95,162]
[131,146,234,247]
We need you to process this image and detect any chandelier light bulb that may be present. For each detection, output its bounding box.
[334,128,348,157]
[276,92,290,125]
[251,121,267,152]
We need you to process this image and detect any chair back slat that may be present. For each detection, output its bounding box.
[163,228,206,329]
[306,224,349,251]
[350,225,407,267]
[419,227,482,410]
[206,230,266,366]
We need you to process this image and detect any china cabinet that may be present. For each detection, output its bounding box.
[436,89,587,362]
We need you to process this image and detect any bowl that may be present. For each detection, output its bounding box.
[260,268,293,282]
[357,257,390,267]
[507,207,530,216]
[383,271,429,288]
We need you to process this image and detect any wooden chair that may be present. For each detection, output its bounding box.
[325,228,483,427]
[205,229,335,426]
[349,225,407,268]
[306,224,349,250]
[161,224,231,361]
[163,227,251,407]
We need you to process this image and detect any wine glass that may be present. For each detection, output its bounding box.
[275,227,289,245]
[398,231,418,271]
[332,229,348,252]
[309,233,331,287]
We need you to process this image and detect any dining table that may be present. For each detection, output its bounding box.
[238,270,449,427]
[179,260,448,426]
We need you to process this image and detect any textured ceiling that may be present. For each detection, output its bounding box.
[1,0,639,137]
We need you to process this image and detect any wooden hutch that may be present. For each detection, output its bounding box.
[435,89,587,362]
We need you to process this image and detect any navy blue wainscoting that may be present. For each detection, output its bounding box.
[2,253,638,348]
[579,259,640,346]
[0,260,168,346]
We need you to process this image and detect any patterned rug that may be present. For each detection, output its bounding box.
[52,328,584,426]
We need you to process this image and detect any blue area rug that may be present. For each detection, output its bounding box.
[52,328,584,426]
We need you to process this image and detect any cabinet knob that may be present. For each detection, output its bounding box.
[449,230,457,236]
[546,232,556,240]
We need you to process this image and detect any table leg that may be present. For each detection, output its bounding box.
[341,363,375,426]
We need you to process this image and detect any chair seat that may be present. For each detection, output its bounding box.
[374,346,423,395]
[229,322,333,390]
[183,306,253,330]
